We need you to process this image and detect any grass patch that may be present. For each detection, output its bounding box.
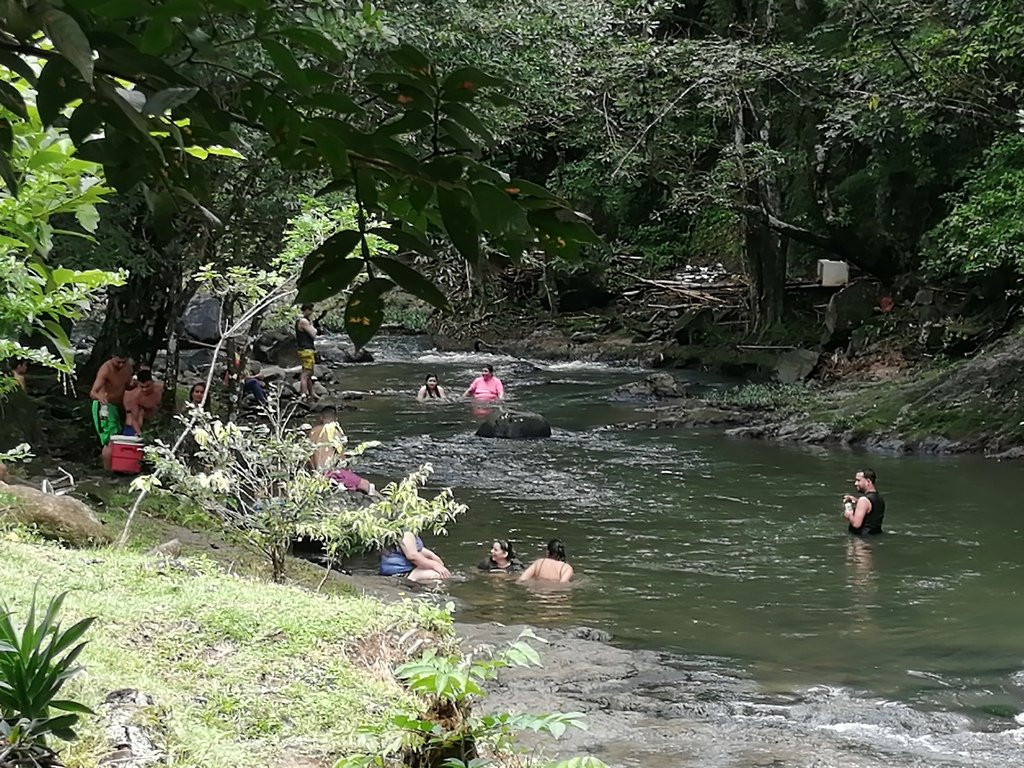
[0,537,451,768]
[705,382,821,413]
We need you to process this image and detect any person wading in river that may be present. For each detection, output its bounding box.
[518,538,574,583]
[843,468,886,536]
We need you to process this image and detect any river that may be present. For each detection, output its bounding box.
[325,335,1024,765]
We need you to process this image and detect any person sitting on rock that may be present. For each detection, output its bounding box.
[123,366,164,435]
[463,364,504,402]
[380,530,451,582]
[518,538,574,583]
[478,539,524,574]
[309,406,374,495]
[417,373,447,401]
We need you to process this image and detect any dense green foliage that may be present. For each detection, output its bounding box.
[4,0,1020,357]
[0,86,122,384]
[382,0,1024,323]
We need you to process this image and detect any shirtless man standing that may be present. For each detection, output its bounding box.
[123,367,164,435]
[90,351,134,470]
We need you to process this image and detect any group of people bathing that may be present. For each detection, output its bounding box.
[381,534,574,584]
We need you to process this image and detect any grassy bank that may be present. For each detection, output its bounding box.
[0,531,450,768]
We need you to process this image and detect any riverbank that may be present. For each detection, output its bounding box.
[0,489,453,768]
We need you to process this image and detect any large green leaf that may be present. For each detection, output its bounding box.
[0,80,28,119]
[442,66,508,99]
[344,278,394,348]
[0,146,17,197]
[0,50,37,85]
[277,26,342,61]
[371,256,448,310]
[0,119,12,154]
[367,226,436,258]
[260,38,308,93]
[376,110,432,137]
[36,58,85,127]
[296,258,363,304]
[299,229,363,281]
[438,118,479,154]
[67,101,103,144]
[470,181,533,239]
[441,102,494,145]
[143,86,199,116]
[437,186,480,266]
[388,44,431,74]
[39,6,94,83]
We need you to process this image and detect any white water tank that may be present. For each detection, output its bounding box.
[817,259,849,287]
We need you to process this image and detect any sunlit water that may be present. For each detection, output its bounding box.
[320,335,1024,758]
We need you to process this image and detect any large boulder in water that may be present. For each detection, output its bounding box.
[613,372,687,400]
[181,293,222,343]
[476,410,552,439]
[0,481,111,546]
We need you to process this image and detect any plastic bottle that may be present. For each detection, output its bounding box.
[844,501,854,515]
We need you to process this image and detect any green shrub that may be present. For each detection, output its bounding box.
[336,633,607,768]
[0,590,95,766]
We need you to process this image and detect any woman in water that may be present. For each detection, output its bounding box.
[380,531,452,582]
[478,539,524,574]
[518,538,574,583]
[463,364,504,401]
[417,373,447,401]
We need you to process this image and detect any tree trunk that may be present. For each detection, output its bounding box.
[733,0,786,331]
[735,94,786,331]
[84,261,182,382]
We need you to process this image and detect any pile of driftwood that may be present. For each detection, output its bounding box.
[617,268,751,343]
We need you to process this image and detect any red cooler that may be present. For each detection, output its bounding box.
[110,435,144,474]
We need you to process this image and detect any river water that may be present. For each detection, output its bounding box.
[327,335,1024,764]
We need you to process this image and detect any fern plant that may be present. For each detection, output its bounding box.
[0,590,96,766]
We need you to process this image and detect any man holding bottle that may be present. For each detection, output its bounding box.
[843,468,886,535]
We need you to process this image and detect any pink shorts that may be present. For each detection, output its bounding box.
[325,468,364,491]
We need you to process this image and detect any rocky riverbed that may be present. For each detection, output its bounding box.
[457,622,1023,768]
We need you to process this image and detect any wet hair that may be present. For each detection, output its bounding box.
[483,364,494,374]
[546,538,566,561]
[301,303,314,312]
[423,373,441,396]
[493,539,515,560]
[859,468,877,484]
[10,358,27,371]
[319,405,338,423]
[136,368,153,383]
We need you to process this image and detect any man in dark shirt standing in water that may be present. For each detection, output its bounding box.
[843,468,886,535]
